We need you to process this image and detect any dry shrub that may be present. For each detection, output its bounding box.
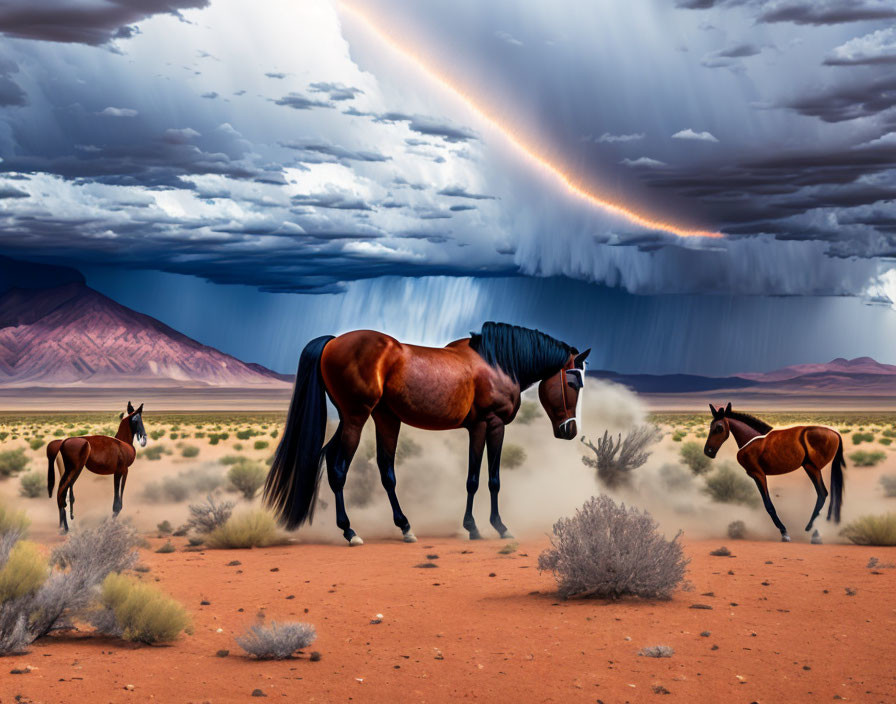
[186,495,234,534]
[236,620,316,659]
[702,463,760,507]
[639,645,674,658]
[580,426,660,489]
[501,444,526,469]
[727,520,747,540]
[227,460,267,500]
[538,496,689,600]
[0,515,139,654]
[18,471,44,498]
[92,573,190,644]
[881,475,896,498]
[849,450,885,467]
[0,448,28,478]
[207,510,278,549]
[840,513,896,546]
[679,442,710,475]
[0,503,29,536]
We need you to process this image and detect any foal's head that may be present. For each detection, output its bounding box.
[120,401,147,447]
[537,349,590,440]
[703,402,732,458]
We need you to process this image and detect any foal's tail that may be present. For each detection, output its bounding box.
[46,439,64,497]
[263,335,335,530]
[827,434,846,523]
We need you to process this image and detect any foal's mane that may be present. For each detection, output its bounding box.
[469,321,574,389]
[725,409,773,434]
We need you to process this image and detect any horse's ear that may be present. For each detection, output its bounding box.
[725,402,732,414]
[574,348,591,368]
[136,403,144,414]
[127,401,134,414]
[709,403,717,417]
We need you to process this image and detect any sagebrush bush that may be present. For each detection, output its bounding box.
[180,445,200,458]
[881,475,896,498]
[501,444,526,469]
[92,573,190,644]
[142,445,168,461]
[840,513,896,546]
[18,471,44,499]
[0,503,29,536]
[28,437,44,451]
[0,516,139,654]
[253,440,269,450]
[852,432,875,445]
[581,427,659,489]
[702,463,760,507]
[849,450,886,467]
[228,460,266,500]
[219,454,245,466]
[537,496,689,600]
[207,510,278,549]
[515,401,539,425]
[236,620,316,659]
[727,520,747,540]
[0,448,28,477]
[679,442,710,475]
[186,495,234,534]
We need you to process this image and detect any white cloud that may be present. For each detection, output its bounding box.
[595,132,645,143]
[825,27,896,65]
[98,107,138,117]
[619,157,666,168]
[672,128,719,143]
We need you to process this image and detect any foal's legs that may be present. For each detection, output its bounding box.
[463,422,486,540]
[372,408,415,542]
[485,417,512,539]
[118,469,129,514]
[57,470,72,533]
[748,470,790,541]
[803,463,828,533]
[325,415,368,545]
[68,484,75,520]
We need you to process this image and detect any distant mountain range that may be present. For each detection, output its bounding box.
[591,356,896,398]
[0,274,290,389]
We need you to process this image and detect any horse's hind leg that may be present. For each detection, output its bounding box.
[113,473,122,515]
[372,408,414,542]
[325,415,367,545]
[68,483,75,520]
[748,470,790,541]
[56,473,71,533]
[803,463,828,533]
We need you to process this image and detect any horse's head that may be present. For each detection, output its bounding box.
[124,401,147,447]
[538,348,590,440]
[704,402,731,458]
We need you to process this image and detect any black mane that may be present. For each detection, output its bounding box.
[470,322,574,389]
[725,409,773,434]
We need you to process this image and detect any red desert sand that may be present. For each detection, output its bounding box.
[3,537,894,703]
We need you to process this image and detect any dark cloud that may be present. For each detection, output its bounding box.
[308,81,363,101]
[291,193,375,211]
[0,185,28,199]
[437,186,495,200]
[758,1,896,25]
[449,204,477,212]
[200,91,218,99]
[0,0,210,46]
[785,73,896,122]
[274,92,332,110]
[265,72,287,79]
[280,141,390,164]
[370,112,477,143]
[701,42,761,68]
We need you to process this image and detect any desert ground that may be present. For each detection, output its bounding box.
[1,384,895,703]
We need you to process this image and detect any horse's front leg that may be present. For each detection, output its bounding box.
[113,472,122,515]
[748,469,790,541]
[486,417,512,539]
[463,422,486,540]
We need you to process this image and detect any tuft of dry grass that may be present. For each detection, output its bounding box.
[639,645,674,658]
[93,573,190,644]
[207,510,278,549]
[840,513,896,546]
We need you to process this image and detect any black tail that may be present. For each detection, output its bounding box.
[263,335,335,530]
[827,434,845,523]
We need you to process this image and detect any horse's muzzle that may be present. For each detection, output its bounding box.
[555,420,577,440]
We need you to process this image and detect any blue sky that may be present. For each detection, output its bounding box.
[1,0,896,373]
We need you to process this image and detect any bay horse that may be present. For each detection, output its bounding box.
[703,403,845,542]
[264,322,590,545]
[46,402,147,533]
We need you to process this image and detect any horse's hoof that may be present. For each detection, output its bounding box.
[402,531,417,543]
[468,530,483,540]
[500,532,515,540]
[811,530,822,545]
[349,535,364,546]
[781,534,792,543]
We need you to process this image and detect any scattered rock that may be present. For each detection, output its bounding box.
[639,646,674,658]
[200,600,211,606]
[426,554,439,560]
[270,567,279,572]
[701,592,714,597]
[709,547,731,557]
[310,652,321,662]
[845,587,857,597]
[251,689,266,697]
[700,631,711,637]
[216,650,229,658]
[414,563,438,569]
[690,604,712,610]
[286,595,295,600]
[711,645,719,651]
[227,560,241,567]
[124,684,135,691]
[489,573,496,578]
[803,665,811,671]
[652,685,671,694]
